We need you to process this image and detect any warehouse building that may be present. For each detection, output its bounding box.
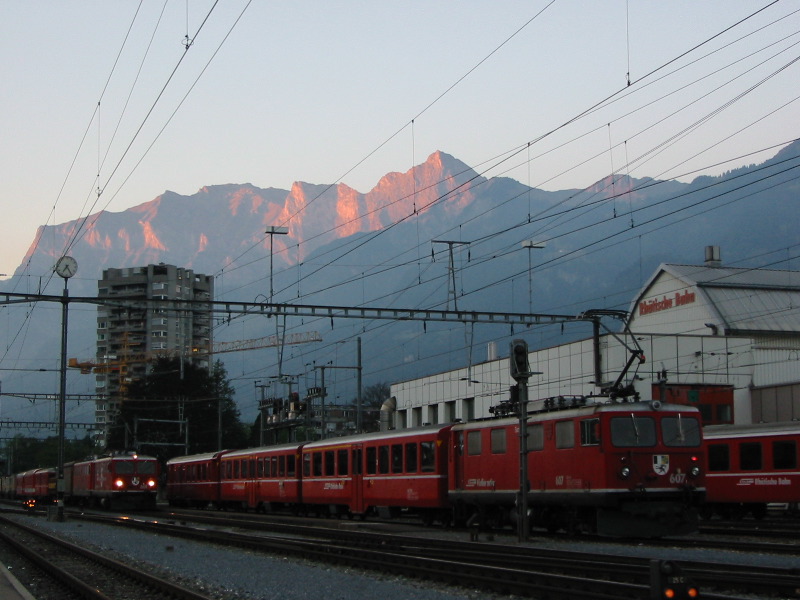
[390,248,800,428]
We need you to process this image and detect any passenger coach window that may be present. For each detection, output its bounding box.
[286,455,295,477]
[325,451,335,476]
[491,429,507,454]
[708,444,730,471]
[313,452,323,476]
[740,442,762,470]
[610,415,656,447]
[467,431,482,455]
[366,447,377,475]
[303,454,311,477]
[773,440,797,470]
[337,449,349,475]
[528,423,544,451]
[391,444,403,473]
[580,419,599,446]
[555,421,574,449]
[405,443,418,473]
[379,446,390,474]
[661,416,702,447]
[420,441,435,472]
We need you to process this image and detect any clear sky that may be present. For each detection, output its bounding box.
[1,1,798,279]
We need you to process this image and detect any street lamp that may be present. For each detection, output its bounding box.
[521,241,545,315]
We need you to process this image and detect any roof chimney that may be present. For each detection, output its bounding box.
[704,245,721,267]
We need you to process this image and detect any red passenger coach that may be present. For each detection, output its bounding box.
[69,452,159,509]
[166,450,231,509]
[703,422,800,519]
[301,425,452,520]
[219,444,303,511]
[450,400,705,537]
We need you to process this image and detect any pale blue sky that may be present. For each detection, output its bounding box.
[1,1,798,278]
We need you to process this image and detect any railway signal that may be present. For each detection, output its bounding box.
[650,560,699,599]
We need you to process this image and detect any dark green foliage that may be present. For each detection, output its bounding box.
[7,434,95,473]
[106,358,249,462]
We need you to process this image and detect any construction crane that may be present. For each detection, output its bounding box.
[209,330,322,355]
[70,331,323,372]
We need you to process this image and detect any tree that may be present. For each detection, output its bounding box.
[362,382,390,408]
[7,434,95,473]
[106,358,248,462]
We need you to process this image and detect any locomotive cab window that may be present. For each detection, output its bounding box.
[116,461,134,474]
[139,462,156,474]
[490,428,507,454]
[661,415,702,447]
[580,419,600,446]
[773,440,797,470]
[610,415,656,447]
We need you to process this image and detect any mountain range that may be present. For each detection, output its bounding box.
[2,142,799,426]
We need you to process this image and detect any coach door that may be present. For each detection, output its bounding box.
[351,445,364,514]
[453,431,464,491]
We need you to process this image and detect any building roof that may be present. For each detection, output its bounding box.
[632,263,800,335]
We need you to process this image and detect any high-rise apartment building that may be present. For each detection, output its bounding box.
[94,264,214,445]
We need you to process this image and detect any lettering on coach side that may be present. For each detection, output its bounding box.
[639,289,696,316]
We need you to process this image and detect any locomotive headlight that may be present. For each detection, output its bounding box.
[689,455,701,478]
[619,466,631,480]
[114,478,125,488]
[147,479,156,488]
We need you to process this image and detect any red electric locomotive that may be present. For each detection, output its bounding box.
[703,421,800,519]
[67,452,159,509]
[15,468,56,507]
[450,399,705,537]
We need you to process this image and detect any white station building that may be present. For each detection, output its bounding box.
[390,248,800,428]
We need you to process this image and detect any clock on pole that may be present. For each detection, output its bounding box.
[54,256,78,279]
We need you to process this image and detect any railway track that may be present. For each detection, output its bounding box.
[62,508,800,599]
[0,515,216,600]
